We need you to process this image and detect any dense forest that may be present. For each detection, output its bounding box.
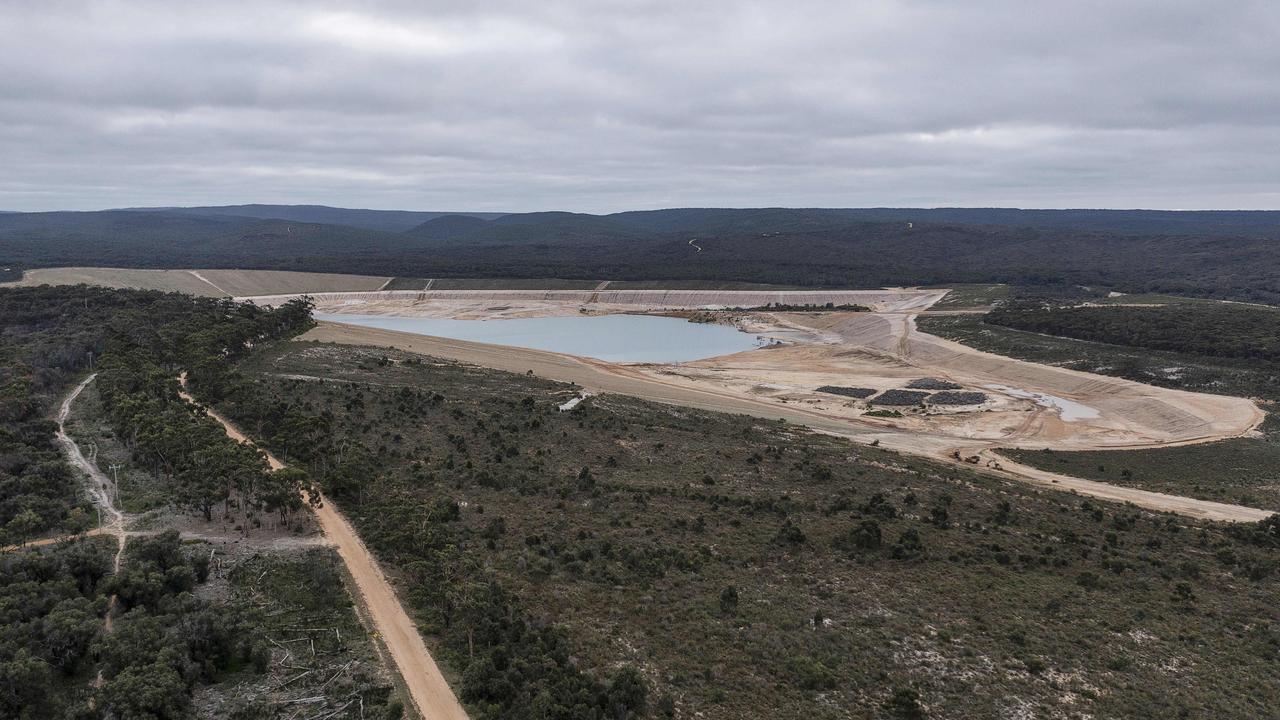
[0,532,265,719]
[0,285,378,719]
[986,300,1280,363]
[207,339,1280,719]
[4,206,1280,302]
[0,285,314,547]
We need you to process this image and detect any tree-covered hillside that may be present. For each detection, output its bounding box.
[4,206,1280,302]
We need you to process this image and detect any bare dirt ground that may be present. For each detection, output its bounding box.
[296,289,1269,522]
[5,267,393,297]
[177,377,469,720]
[668,311,1262,452]
[239,287,947,316]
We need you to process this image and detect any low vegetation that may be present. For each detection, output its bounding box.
[920,298,1280,509]
[206,340,1280,719]
[203,548,402,719]
[1005,411,1280,510]
[918,312,1280,402]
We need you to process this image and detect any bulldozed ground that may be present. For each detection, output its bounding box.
[282,289,1266,518]
[220,339,1280,720]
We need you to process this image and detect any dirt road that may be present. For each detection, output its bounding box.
[56,374,130,636]
[0,526,108,553]
[177,377,468,720]
[301,321,1274,523]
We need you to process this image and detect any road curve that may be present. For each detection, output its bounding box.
[301,321,1274,524]
[176,375,468,720]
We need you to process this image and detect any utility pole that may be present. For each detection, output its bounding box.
[109,463,123,505]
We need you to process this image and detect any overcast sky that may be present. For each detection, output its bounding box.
[2,1,1277,212]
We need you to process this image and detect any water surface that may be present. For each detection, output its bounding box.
[315,312,762,363]
[986,384,1101,422]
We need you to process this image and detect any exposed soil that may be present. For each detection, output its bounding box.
[5,267,393,297]
[296,291,1269,521]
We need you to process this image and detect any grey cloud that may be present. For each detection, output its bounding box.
[0,0,1277,211]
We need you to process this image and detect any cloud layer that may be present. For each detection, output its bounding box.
[2,1,1278,211]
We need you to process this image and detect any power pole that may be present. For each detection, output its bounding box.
[109,463,123,505]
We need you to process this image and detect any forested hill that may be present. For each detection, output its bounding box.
[118,204,506,232]
[3,206,1280,302]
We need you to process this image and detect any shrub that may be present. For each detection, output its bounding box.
[892,529,925,560]
[787,656,838,691]
[719,585,739,615]
[774,519,807,547]
[884,687,926,719]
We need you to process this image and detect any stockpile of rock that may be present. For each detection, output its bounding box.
[906,377,963,390]
[816,386,877,399]
[871,389,932,406]
[927,391,989,405]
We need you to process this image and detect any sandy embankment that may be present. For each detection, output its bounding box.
[239,288,947,318]
[5,267,393,297]
[288,287,1267,521]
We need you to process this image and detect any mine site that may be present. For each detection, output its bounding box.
[225,283,1262,518]
[6,4,1280,717]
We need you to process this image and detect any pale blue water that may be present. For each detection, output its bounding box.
[314,312,762,363]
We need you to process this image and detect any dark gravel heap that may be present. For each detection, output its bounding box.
[871,389,932,406]
[927,391,989,405]
[816,386,877,399]
[907,377,963,390]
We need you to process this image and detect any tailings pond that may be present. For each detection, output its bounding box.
[314,313,763,363]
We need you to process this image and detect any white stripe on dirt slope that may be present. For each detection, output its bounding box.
[188,270,231,296]
[377,277,395,291]
[176,375,468,720]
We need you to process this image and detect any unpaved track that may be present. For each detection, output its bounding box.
[302,322,1273,523]
[977,450,1273,522]
[57,375,128,636]
[177,377,468,720]
[0,526,108,553]
[54,375,126,570]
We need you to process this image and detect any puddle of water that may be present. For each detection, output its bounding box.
[985,384,1100,422]
[315,312,763,363]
